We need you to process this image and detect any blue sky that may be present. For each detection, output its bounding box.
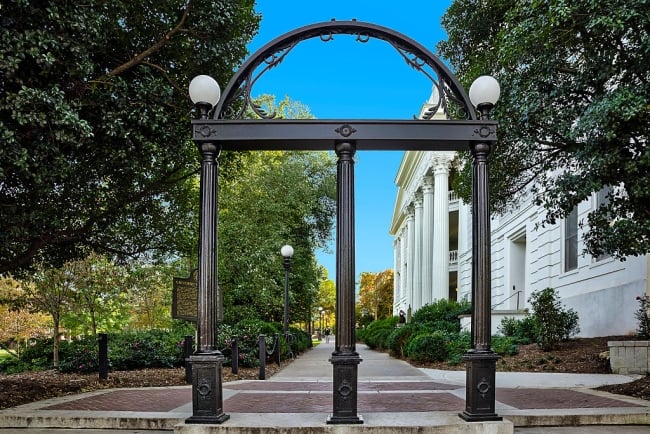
[246,0,452,280]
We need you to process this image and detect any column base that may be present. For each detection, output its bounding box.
[460,350,502,422]
[327,351,363,424]
[326,414,364,424]
[185,413,231,424]
[185,353,230,425]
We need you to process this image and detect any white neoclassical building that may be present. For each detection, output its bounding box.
[390,91,649,338]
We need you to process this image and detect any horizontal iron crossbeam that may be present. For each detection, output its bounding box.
[192,119,497,151]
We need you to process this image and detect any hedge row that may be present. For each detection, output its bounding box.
[358,300,518,365]
[1,319,311,374]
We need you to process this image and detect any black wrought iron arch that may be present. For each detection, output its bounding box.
[187,19,502,428]
[213,19,476,121]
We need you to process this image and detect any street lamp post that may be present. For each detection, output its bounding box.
[281,245,294,340]
[185,75,229,424]
[460,75,502,422]
[318,306,323,339]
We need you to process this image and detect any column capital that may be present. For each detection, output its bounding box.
[422,175,434,193]
[431,155,452,175]
[414,191,423,208]
[406,204,415,219]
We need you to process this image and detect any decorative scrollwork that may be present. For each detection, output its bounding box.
[473,125,496,138]
[198,378,212,400]
[320,31,334,42]
[335,124,357,137]
[195,125,218,138]
[338,380,353,399]
[215,21,474,121]
[477,377,491,398]
[356,32,370,43]
[390,42,437,85]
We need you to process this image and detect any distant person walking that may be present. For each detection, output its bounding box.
[324,327,331,343]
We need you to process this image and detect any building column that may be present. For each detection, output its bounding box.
[421,176,434,306]
[400,228,407,304]
[413,192,423,310]
[392,237,400,315]
[406,205,415,310]
[432,157,450,301]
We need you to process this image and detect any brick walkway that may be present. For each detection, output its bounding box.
[42,380,643,414]
[2,342,649,432]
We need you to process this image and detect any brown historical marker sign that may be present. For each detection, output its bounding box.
[172,269,223,323]
[172,269,198,322]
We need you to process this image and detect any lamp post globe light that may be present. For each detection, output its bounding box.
[281,245,294,339]
[469,75,501,118]
[185,74,229,425]
[189,75,221,110]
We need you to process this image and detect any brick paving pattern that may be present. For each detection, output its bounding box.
[44,388,191,412]
[42,381,642,413]
[496,388,644,410]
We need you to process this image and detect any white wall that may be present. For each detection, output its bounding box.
[463,191,648,338]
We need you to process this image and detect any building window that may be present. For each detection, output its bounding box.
[564,207,578,272]
[595,186,613,261]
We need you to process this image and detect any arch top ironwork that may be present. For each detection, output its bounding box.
[213,19,476,121]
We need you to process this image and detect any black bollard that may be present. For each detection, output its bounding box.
[183,335,193,384]
[98,333,108,380]
[231,336,239,374]
[258,335,266,380]
[273,333,281,366]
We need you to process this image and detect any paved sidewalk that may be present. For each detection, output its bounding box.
[0,340,648,433]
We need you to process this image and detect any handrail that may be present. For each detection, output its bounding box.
[491,291,524,309]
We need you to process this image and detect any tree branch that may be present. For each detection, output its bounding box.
[106,1,193,77]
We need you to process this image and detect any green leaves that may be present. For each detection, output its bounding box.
[440,0,650,258]
[218,149,336,325]
[0,0,260,273]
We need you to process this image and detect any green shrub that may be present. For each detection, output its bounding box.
[405,332,448,362]
[428,319,461,334]
[356,327,368,342]
[498,315,538,344]
[215,320,310,368]
[411,299,471,324]
[366,327,393,350]
[0,357,31,374]
[13,338,54,370]
[289,326,311,353]
[216,319,286,367]
[491,335,519,356]
[363,317,398,349]
[445,331,472,365]
[529,287,580,351]
[60,321,195,373]
[635,295,650,339]
[58,337,99,373]
[386,323,424,357]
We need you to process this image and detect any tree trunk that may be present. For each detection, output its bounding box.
[53,320,60,368]
[90,308,97,336]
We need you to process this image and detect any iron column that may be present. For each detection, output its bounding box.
[186,76,229,425]
[328,140,363,424]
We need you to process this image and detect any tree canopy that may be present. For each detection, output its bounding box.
[358,269,394,321]
[218,146,337,325]
[0,0,260,274]
[440,0,649,259]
